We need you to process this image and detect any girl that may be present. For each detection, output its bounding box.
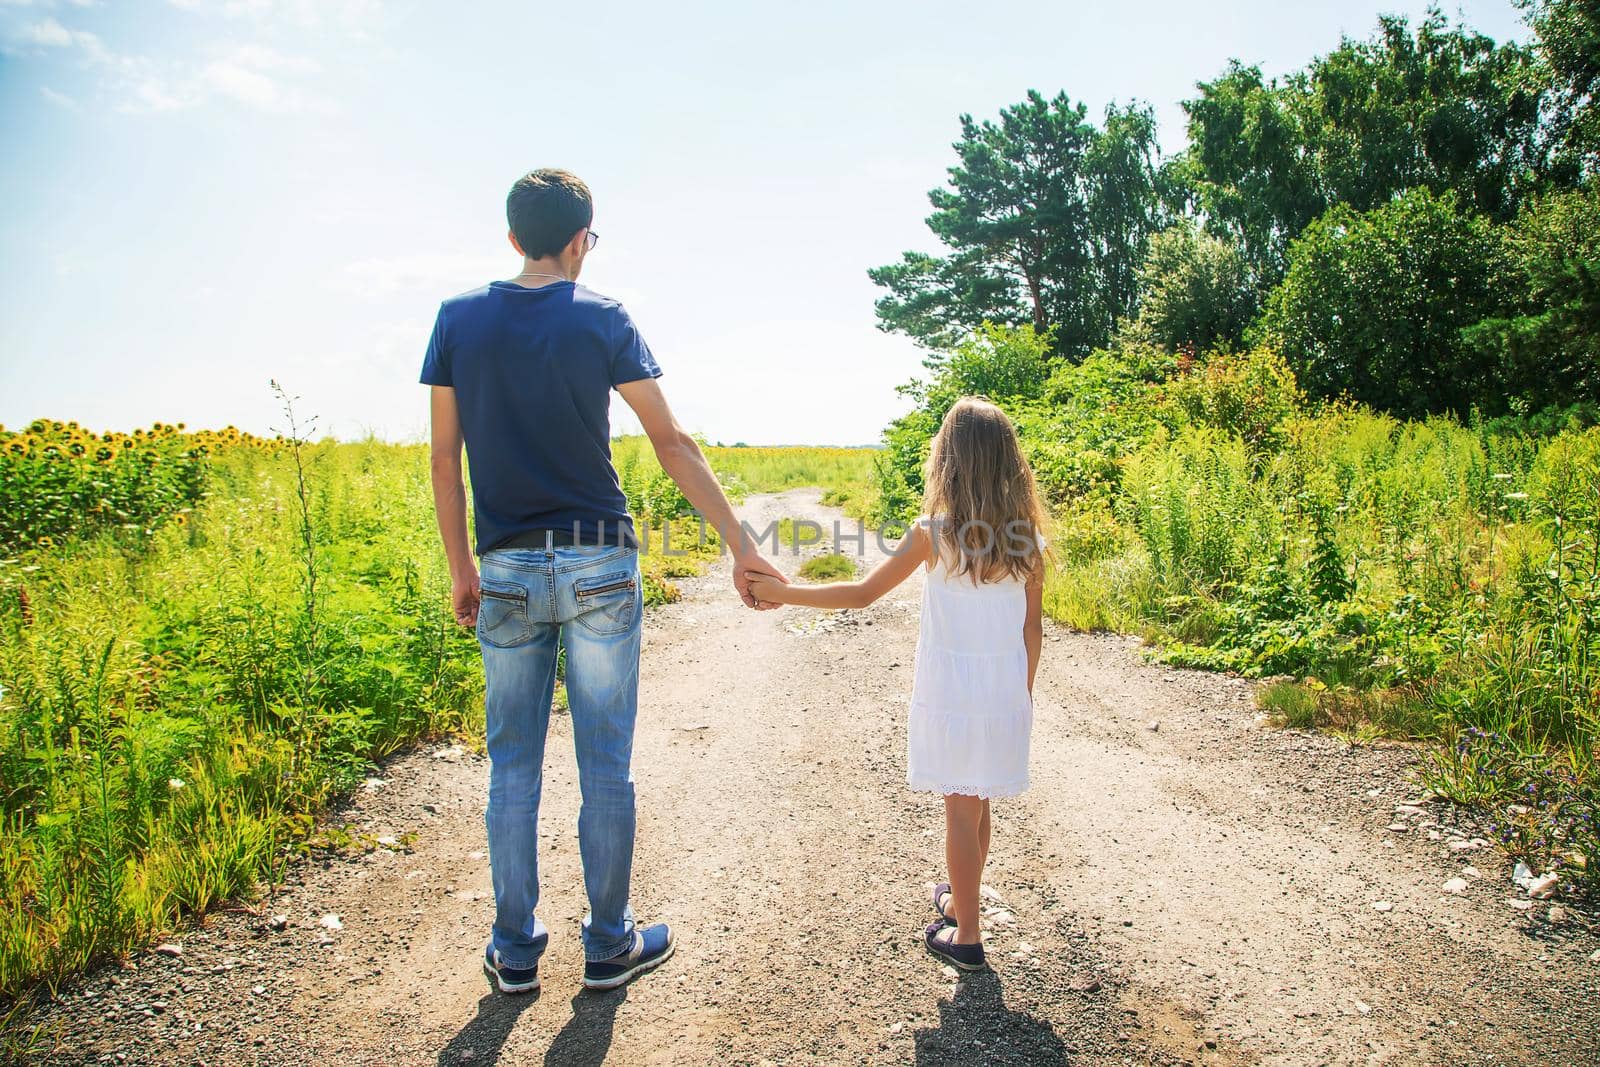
[747,396,1045,972]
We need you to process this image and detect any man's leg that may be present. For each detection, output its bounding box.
[557,553,643,961]
[480,573,559,969]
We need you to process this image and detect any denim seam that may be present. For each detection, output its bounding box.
[555,547,634,573]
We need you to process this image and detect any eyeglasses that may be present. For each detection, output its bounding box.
[585,230,600,252]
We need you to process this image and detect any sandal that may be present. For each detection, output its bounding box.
[925,921,987,971]
[931,882,957,925]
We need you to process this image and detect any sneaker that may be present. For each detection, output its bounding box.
[582,924,675,991]
[924,921,986,971]
[483,942,541,994]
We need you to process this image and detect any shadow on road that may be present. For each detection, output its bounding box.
[914,970,1071,1065]
[438,985,538,1066]
[544,988,628,1067]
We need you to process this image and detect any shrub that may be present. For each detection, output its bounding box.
[1155,347,1305,454]
[797,554,856,583]
[1122,221,1257,352]
[1253,188,1518,419]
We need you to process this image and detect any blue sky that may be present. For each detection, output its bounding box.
[0,0,1529,445]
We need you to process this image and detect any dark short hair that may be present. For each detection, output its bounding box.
[507,169,593,258]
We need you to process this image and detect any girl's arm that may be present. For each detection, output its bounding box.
[746,524,930,610]
[1023,573,1044,695]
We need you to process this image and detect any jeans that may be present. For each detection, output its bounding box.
[477,544,643,966]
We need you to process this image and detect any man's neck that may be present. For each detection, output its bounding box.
[509,255,575,288]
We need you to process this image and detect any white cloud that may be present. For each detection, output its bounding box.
[11,6,342,115]
[201,57,279,107]
[20,16,68,42]
[38,83,79,110]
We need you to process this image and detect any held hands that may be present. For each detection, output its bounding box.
[745,571,787,607]
[733,549,788,610]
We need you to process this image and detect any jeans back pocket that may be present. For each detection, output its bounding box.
[571,570,639,636]
[478,579,534,648]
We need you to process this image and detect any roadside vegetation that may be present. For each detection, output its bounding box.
[0,418,872,999]
[797,554,857,583]
[865,0,1600,901]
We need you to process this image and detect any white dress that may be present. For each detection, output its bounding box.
[906,527,1034,799]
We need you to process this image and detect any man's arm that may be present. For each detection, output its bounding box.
[430,385,479,627]
[616,377,787,608]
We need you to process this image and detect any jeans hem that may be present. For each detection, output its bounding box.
[582,934,636,962]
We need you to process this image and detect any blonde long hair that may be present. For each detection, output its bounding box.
[922,396,1047,583]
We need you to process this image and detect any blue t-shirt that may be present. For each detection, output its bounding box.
[419,280,661,554]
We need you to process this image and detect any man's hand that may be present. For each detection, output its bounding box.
[733,548,787,609]
[451,569,481,628]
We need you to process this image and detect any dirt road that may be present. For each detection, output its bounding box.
[31,491,1600,1065]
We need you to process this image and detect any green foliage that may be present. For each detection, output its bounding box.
[1420,728,1599,899]
[0,440,483,996]
[797,554,856,583]
[1120,221,1257,353]
[1182,10,1550,282]
[1518,0,1600,176]
[1155,348,1305,454]
[874,327,1599,893]
[869,91,1174,358]
[1254,188,1518,418]
[0,420,224,552]
[1464,187,1600,410]
[0,428,879,997]
[871,324,1054,524]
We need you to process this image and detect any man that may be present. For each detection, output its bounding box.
[423,168,785,995]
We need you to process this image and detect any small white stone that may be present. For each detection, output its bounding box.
[1354,1000,1371,1014]
[319,913,343,930]
[1507,899,1533,911]
[1442,878,1469,895]
[1546,905,1569,924]
[375,835,400,849]
[1388,823,1408,832]
[153,943,183,958]
[1526,873,1559,899]
[1463,866,1482,879]
[1371,901,1394,912]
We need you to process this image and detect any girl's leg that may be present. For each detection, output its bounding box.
[944,794,985,945]
[978,799,992,872]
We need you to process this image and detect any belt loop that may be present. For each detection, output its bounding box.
[543,530,553,551]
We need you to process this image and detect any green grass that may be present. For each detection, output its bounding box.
[873,329,1600,898]
[0,429,876,998]
[1256,680,1318,729]
[797,553,857,582]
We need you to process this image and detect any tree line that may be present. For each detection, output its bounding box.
[870,1,1599,421]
